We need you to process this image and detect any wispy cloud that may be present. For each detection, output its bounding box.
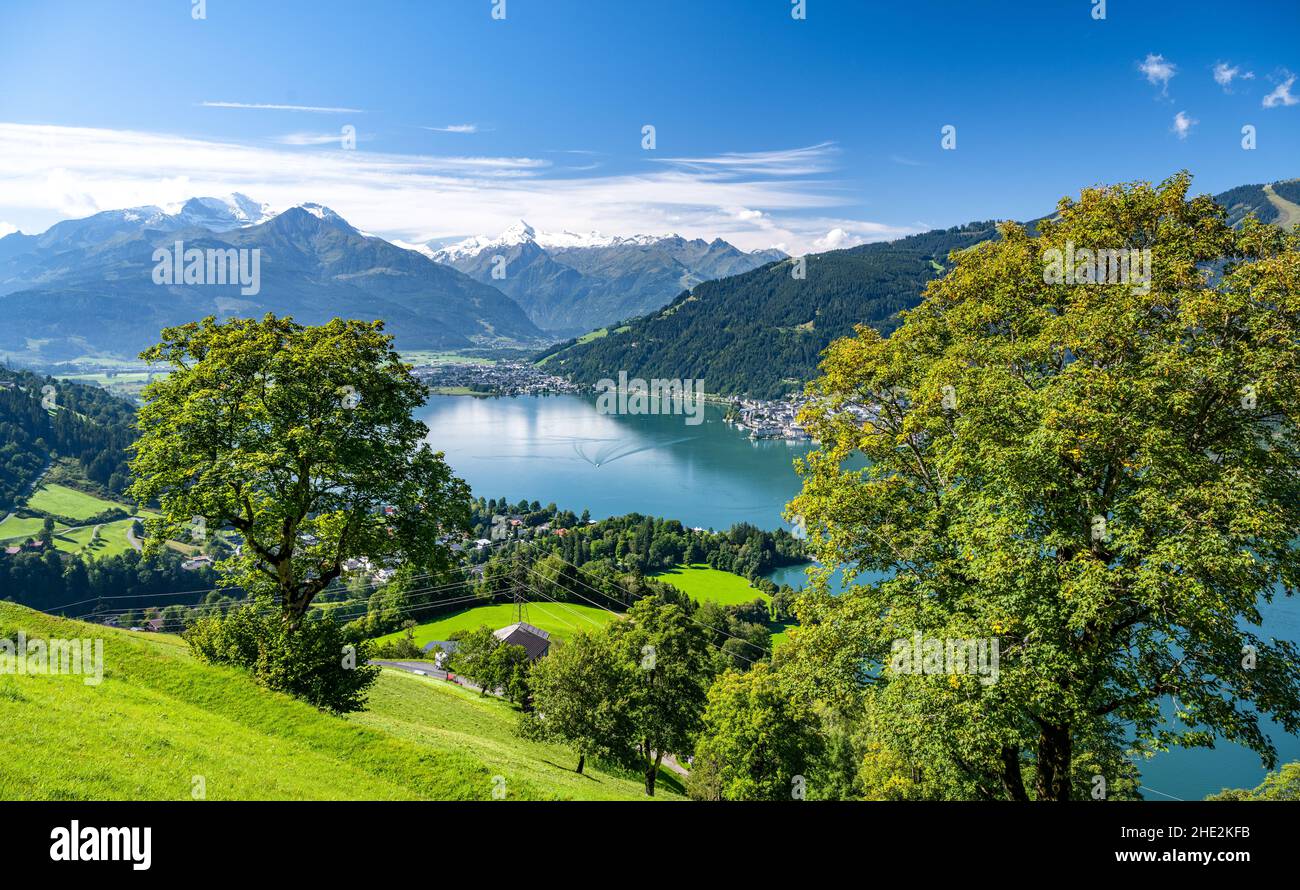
[1139,53,1177,96]
[273,132,355,147]
[0,124,910,254]
[1263,72,1298,108]
[1172,111,1197,139]
[422,124,478,133]
[652,143,839,177]
[889,154,925,167]
[200,101,365,113]
[1213,61,1254,91]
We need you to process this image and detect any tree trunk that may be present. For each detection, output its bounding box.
[643,739,657,796]
[1034,724,1072,801]
[999,745,1029,801]
[644,751,664,796]
[576,753,585,775]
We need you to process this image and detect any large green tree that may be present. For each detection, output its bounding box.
[522,630,634,774]
[129,314,471,628]
[785,174,1300,800]
[606,597,715,795]
[688,662,823,800]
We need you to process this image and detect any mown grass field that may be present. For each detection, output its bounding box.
[651,563,770,606]
[26,483,126,521]
[373,601,617,649]
[0,603,674,800]
[0,515,60,542]
[51,518,137,558]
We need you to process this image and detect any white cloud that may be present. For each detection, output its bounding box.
[201,101,364,113]
[274,132,354,146]
[0,123,914,255]
[813,228,853,251]
[1213,61,1254,90]
[423,124,478,134]
[0,220,17,237]
[1263,72,1298,108]
[1172,111,1197,139]
[1139,53,1177,95]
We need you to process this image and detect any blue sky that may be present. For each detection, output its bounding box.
[0,0,1297,252]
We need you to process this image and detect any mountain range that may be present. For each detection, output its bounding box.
[541,178,1300,399]
[0,196,544,363]
[414,221,786,335]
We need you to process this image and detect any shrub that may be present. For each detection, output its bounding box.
[185,600,379,714]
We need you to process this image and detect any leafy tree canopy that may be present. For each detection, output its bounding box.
[784,173,1300,800]
[129,314,470,626]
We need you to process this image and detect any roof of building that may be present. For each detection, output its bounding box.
[492,622,551,660]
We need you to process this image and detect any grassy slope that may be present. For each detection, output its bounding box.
[1264,184,1300,230]
[354,668,684,800]
[651,563,770,606]
[373,601,617,648]
[26,483,126,521]
[0,603,670,801]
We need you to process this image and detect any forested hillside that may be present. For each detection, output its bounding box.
[543,178,1299,399]
[539,221,998,398]
[0,367,135,511]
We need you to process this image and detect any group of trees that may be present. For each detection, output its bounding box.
[466,497,805,582]
[520,595,822,798]
[523,598,717,795]
[0,546,219,616]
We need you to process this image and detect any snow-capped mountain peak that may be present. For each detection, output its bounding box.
[428,221,684,262]
[168,193,276,231]
[294,202,344,223]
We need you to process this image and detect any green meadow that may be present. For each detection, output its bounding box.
[373,601,617,649]
[650,563,770,606]
[0,603,677,801]
[26,483,127,521]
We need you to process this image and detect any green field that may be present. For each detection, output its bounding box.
[373,601,618,648]
[26,483,126,521]
[0,602,678,800]
[651,564,770,606]
[0,515,62,542]
[51,518,137,558]
[400,350,495,367]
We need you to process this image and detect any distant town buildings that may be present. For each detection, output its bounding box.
[413,361,580,396]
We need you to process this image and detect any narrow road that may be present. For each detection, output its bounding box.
[125,517,145,552]
[371,660,484,694]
